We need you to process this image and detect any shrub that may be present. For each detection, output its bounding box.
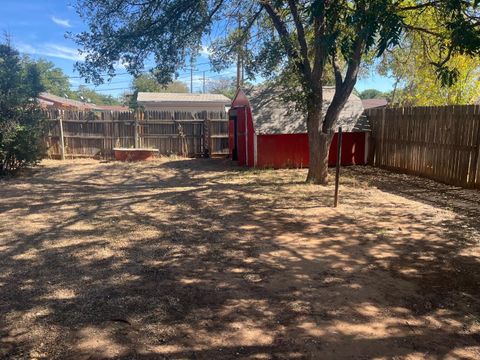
[0,40,46,175]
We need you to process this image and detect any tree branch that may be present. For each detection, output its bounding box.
[323,38,363,132]
[403,24,444,38]
[331,53,343,91]
[312,2,326,83]
[398,1,439,11]
[287,0,311,78]
[260,1,309,81]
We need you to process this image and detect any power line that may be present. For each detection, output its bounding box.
[42,63,213,82]
[82,74,236,93]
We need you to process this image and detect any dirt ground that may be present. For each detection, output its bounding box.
[0,158,479,360]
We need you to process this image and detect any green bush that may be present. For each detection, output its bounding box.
[0,40,46,175]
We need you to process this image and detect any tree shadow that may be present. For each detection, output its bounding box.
[0,159,479,359]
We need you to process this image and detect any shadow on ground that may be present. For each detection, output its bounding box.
[0,159,479,359]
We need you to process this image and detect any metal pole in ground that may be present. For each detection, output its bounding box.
[334,126,343,207]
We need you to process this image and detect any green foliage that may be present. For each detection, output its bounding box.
[0,41,46,175]
[206,77,238,99]
[24,57,122,106]
[133,74,189,93]
[69,85,120,105]
[72,1,480,106]
[128,74,190,108]
[359,89,387,100]
[379,1,480,106]
[29,58,72,97]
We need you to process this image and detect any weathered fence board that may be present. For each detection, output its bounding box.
[44,109,229,158]
[367,105,480,189]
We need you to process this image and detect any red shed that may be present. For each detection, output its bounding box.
[228,85,370,168]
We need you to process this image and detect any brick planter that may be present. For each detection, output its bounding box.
[113,148,159,161]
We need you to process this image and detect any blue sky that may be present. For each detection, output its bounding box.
[1,0,394,97]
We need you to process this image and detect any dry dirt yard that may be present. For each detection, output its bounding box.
[0,158,479,360]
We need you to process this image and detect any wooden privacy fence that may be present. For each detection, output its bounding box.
[366,106,480,189]
[44,109,230,158]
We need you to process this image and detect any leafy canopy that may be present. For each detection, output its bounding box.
[73,1,480,107]
[205,77,237,99]
[71,85,120,105]
[379,1,480,105]
[359,89,388,100]
[0,41,46,174]
[30,58,72,98]
[132,74,189,93]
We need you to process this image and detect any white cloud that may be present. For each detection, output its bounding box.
[51,16,72,28]
[17,42,85,61]
[16,43,36,54]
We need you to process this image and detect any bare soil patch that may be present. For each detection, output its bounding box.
[0,158,479,359]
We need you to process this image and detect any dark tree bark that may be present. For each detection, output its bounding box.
[304,42,362,184]
[306,115,333,184]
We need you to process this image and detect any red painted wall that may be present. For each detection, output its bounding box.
[256,132,367,168]
[229,89,368,169]
[229,90,255,167]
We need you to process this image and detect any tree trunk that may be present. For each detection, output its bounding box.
[306,106,333,185]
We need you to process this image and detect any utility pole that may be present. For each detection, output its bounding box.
[236,16,242,90]
[203,71,206,93]
[190,67,193,93]
[241,46,245,86]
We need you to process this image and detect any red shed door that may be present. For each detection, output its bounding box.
[228,108,238,160]
[235,107,247,166]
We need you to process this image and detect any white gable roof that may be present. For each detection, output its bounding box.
[137,92,230,104]
[246,85,366,134]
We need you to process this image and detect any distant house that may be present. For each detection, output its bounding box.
[361,98,388,110]
[136,92,231,113]
[38,92,129,111]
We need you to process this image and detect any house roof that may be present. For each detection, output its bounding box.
[38,92,129,111]
[361,98,388,110]
[38,92,93,110]
[137,92,231,104]
[243,85,366,134]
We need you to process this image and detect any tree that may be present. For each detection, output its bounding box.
[69,85,120,105]
[127,74,189,108]
[359,89,386,100]
[206,77,242,99]
[386,54,480,106]
[133,74,189,93]
[378,5,480,106]
[73,0,480,184]
[30,59,73,98]
[0,41,45,174]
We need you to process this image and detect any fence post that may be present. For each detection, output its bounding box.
[58,111,65,160]
[134,118,139,149]
[377,107,386,167]
[203,114,211,157]
[471,105,480,187]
